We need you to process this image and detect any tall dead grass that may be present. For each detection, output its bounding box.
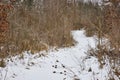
[0,1,105,58]
[0,0,80,58]
[87,1,120,79]
[0,1,119,72]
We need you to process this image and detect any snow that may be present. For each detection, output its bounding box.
[0,30,110,80]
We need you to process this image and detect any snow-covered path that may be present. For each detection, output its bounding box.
[0,30,109,80]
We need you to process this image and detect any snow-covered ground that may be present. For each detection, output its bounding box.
[0,30,110,80]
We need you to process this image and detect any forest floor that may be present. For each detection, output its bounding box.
[0,30,110,80]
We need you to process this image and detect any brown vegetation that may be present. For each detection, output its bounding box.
[0,0,81,58]
[88,0,120,79]
[0,1,119,76]
[0,3,13,58]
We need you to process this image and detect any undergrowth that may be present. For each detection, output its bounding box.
[87,0,120,79]
[0,2,119,78]
[0,1,101,58]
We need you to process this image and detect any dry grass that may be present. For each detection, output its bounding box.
[87,1,120,79]
[0,0,79,58]
[0,1,119,76]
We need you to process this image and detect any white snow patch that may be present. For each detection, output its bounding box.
[0,30,110,80]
